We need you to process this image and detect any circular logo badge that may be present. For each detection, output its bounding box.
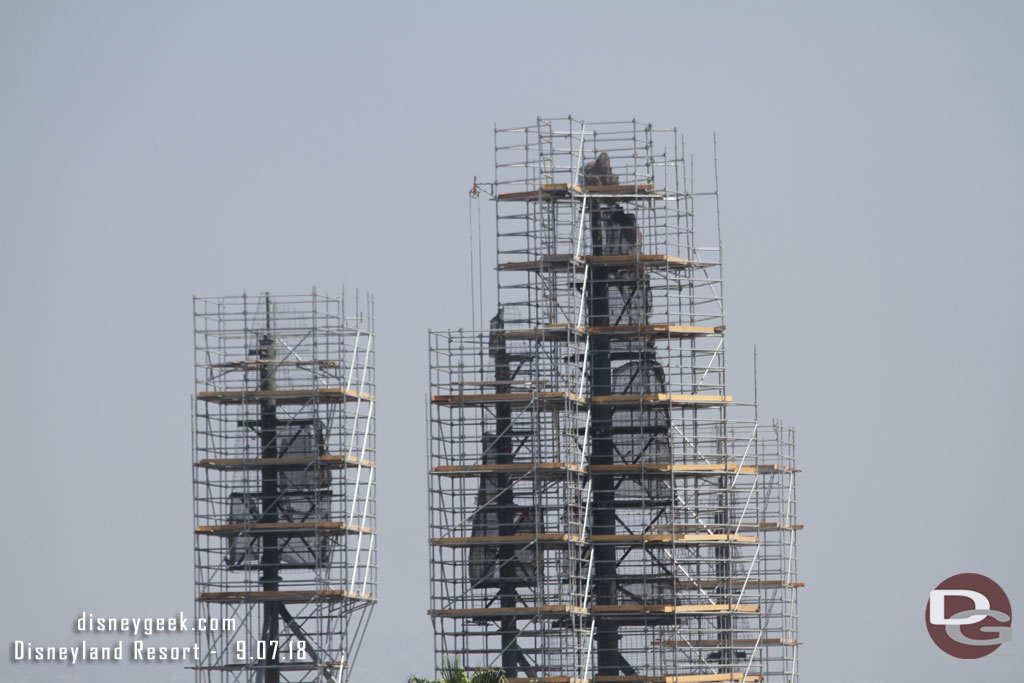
[925,573,1012,658]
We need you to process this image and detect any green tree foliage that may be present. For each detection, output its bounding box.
[408,658,510,683]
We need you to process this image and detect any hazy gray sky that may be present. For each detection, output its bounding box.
[2,2,1022,682]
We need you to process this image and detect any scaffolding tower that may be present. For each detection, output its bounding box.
[428,119,799,683]
[193,291,376,683]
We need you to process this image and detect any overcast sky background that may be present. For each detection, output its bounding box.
[2,2,1022,682]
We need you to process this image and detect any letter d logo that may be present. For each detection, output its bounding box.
[929,589,990,625]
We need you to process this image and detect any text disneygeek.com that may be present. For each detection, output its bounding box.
[7,611,303,665]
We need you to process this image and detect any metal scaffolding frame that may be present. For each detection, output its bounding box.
[428,118,799,683]
[193,291,376,683]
